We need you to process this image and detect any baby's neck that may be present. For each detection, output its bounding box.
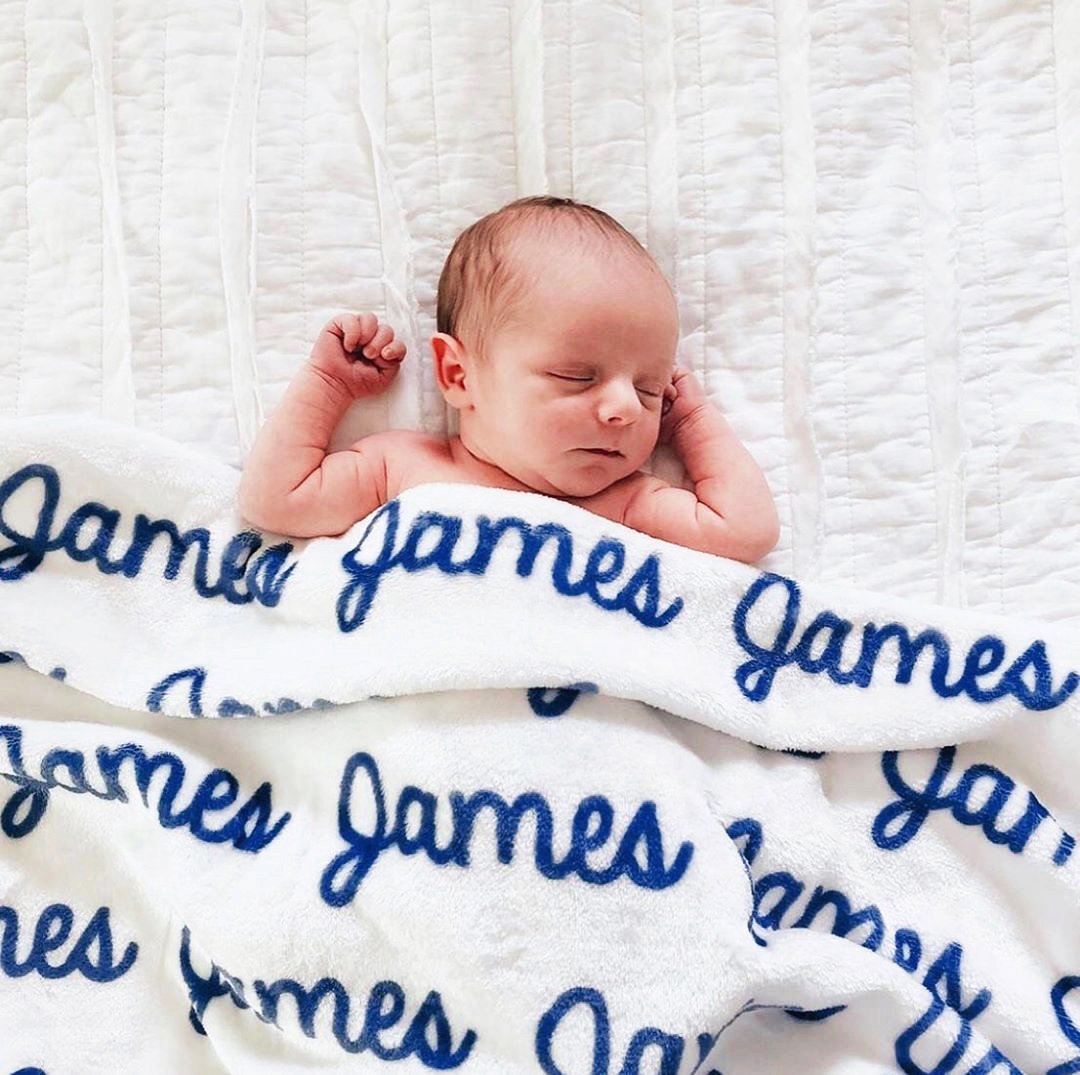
[447,435,541,495]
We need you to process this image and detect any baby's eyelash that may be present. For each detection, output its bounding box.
[550,374,661,397]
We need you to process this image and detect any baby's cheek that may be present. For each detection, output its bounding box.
[544,401,584,429]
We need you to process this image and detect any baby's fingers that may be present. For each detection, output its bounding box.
[363,323,395,358]
[335,313,378,353]
[378,339,407,362]
[661,376,678,413]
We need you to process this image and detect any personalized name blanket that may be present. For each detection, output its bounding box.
[1,417,1079,1075]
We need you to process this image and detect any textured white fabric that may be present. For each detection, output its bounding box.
[0,0,1076,625]
[2,417,1080,1073]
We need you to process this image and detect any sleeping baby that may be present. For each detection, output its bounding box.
[238,195,779,562]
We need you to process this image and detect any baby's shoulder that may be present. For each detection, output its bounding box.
[568,469,666,528]
[368,429,453,499]
[363,428,442,454]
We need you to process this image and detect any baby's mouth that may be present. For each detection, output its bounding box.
[581,448,623,457]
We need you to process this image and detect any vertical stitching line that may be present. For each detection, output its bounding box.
[301,0,309,344]
[427,0,446,434]
[772,0,793,565]
[17,1,29,416]
[567,0,574,197]
[906,0,940,580]
[383,0,389,149]
[252,0,266,426]
[427,0,444,249]
[668,6,681,321]
[98,2,107,415]
[1047,0,1080,415]
[381,0,391,431]
[830,0,856,579]
[508,1,518,188]
[696,0,706,393]
[158,10,167,428]
[105,0,114,414]
[670,10,680,315]
[964,0,1006,613]
[638,0,649,251]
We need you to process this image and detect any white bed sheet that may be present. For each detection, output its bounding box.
[0,0,1077,623]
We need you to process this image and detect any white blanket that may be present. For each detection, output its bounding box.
[1,416,1079,1074]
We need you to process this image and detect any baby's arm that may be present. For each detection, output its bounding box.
[623,368,779,562]
[237,313,406,538]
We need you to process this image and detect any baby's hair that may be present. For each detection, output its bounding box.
[436,195,664,365]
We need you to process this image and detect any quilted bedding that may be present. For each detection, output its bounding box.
[0,0,1077,618]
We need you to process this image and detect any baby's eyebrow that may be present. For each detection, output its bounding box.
[641,361,674,378]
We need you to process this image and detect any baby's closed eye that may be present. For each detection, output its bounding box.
[548,374,662,397]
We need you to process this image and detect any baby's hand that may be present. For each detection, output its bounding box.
[659,366,710,446]
[309,312,407,399]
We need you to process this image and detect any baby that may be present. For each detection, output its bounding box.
[239,196,779,562]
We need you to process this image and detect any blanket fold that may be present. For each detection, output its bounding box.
[1,417,1078,1074]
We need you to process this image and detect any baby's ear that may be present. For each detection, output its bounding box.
[431,333,470,406]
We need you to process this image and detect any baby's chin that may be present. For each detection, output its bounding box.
[496,450,644,499]
[543,463,636,499]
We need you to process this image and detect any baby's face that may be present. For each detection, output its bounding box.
[457,246,679,499]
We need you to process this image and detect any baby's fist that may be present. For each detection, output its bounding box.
[310,312,407,399]
[658,366,709,446]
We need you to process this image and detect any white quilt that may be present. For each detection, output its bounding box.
[2,417,1080,1073]
[0,0,1078,622]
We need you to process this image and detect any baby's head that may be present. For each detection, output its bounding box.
[431,196,679,499]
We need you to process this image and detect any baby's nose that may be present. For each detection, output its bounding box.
[597,381,642,422]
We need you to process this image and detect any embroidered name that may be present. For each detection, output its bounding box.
[0,725,290,852]
[0,463,296,606]
[527,683,598,718]
[536,986,721,1075]
[732,573,1078,711]
[0,902,137,983]
[896,994,1022,1075]
[729,818,992,1024]
[873,747,1075,866]
[320,751,694,906]
[147,665,337,718]
[179,926,476,1066]
[335,499,684,632]
[735,818,1022,1072]
[1050,977,1080,1074]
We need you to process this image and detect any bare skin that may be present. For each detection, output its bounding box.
[379,429,640,530]
[239,243,779,560]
